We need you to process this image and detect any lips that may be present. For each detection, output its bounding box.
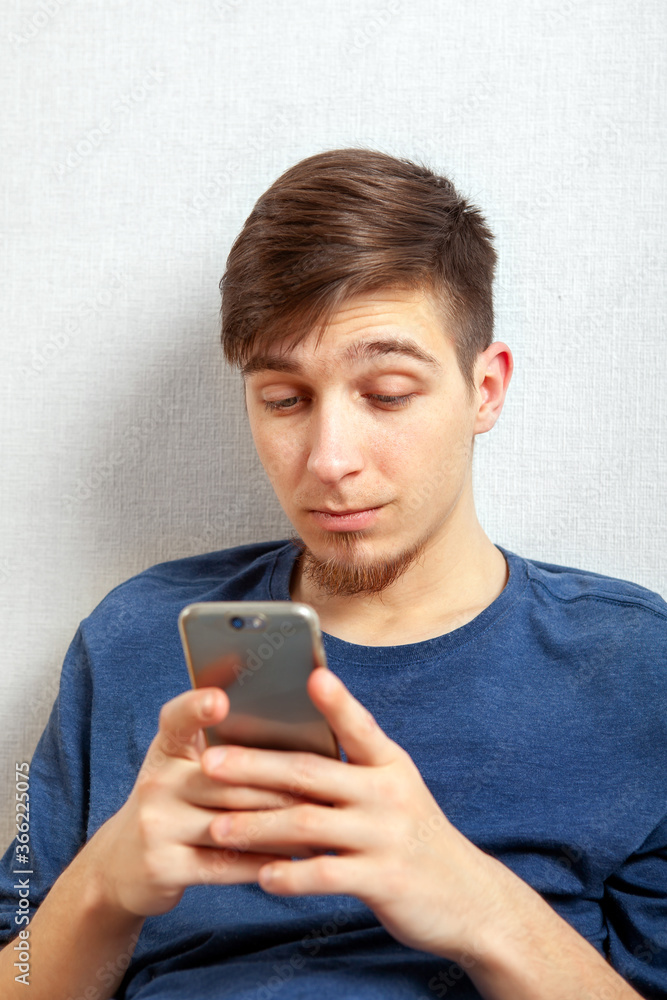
[313,507,377,515]
[308,506,384,531]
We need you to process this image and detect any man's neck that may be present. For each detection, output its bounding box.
[289,521,509,647]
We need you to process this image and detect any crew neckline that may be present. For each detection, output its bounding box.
[268,540,527,665]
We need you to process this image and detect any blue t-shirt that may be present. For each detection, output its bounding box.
[1,540,666,999]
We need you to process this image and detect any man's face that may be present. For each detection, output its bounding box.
[243,286,488,598]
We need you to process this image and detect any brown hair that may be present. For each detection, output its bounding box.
[219,147,497,397]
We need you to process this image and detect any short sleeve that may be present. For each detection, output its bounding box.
[0,628,92,945]
[603,813,667,999]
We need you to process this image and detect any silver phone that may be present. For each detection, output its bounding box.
[178,601,340,759]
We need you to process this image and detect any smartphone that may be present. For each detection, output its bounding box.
[178,601,340,759]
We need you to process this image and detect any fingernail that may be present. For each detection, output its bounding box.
[201,693,215,718]
[206,747,227,768]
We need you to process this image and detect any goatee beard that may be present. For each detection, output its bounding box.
[287,530,428,599]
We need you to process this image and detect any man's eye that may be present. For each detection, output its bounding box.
[370,394,415,408]
[263,396,301,412]
[262,394,416,413]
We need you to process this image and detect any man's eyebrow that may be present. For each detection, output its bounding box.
[240,336,443,379]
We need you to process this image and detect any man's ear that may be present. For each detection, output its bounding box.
[472,342,513,436]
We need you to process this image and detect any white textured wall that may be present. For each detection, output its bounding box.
[1,0,665,845]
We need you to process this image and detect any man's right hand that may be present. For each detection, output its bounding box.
[84,686,308,918]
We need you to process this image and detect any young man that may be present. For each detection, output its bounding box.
[1,149,665,999]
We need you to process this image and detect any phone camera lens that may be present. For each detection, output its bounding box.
[231,617,244,630]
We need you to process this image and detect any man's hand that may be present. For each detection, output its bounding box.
[199,669,646,999]
[199,666,507,960]
[86,686,311,919]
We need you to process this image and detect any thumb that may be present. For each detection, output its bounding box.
[149,686,229,765]
[307,667,398,767]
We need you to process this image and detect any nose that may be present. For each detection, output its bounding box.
[306,395,365,485]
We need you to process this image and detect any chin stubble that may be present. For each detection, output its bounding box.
[287,529,429,599]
